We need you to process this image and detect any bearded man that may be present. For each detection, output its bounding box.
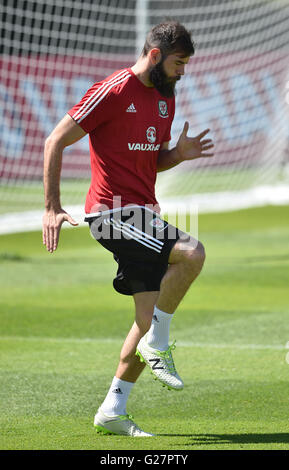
[42,20,214,437]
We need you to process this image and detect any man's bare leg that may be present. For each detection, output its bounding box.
[115,234,206,381]
[135,233,206,389]
[98,291,158,422]
[157,234,206,314]
[115,291,159,382]
[99,235,205,414]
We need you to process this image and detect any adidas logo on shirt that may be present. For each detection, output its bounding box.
[126,103,137,113]
[112,388,123,394]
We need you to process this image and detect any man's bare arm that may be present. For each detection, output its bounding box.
[43,114,87,253]
[157,142,182,172]
[157,122,214,172]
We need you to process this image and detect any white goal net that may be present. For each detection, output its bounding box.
[1,0,289,233]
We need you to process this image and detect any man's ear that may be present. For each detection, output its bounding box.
[148,48,162,66]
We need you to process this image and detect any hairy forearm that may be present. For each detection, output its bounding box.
[43,137,63,211]
[157,147,183,172]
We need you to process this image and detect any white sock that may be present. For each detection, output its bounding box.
[100,376,134,417]
[146,306,173,351]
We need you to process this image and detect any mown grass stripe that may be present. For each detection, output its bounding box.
[0,335,285,350]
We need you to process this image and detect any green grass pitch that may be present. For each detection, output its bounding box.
[0,205,289,450]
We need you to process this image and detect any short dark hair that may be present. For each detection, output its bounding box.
[142,21,195,58]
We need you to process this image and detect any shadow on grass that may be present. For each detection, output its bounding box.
[157,433,289,446]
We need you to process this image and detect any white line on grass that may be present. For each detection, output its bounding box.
[2,184,289,234]
[0,336,286,351]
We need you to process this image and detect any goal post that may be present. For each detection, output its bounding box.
[135,0,149,58]
[1,0,289,234]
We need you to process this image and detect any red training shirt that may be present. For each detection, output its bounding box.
[68,68,175,214]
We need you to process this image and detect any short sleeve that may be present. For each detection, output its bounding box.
[67,70,130,134]
[67,82,117,133]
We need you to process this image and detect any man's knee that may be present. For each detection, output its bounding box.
[184,240,205,271]
[170,236,206,271]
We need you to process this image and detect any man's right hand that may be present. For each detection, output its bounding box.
[42,209,78,253]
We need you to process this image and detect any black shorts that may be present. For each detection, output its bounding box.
[85,206,183,296]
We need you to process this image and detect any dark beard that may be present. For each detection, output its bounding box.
[149,61,180,98]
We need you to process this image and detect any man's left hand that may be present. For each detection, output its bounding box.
[176,122,214,161]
